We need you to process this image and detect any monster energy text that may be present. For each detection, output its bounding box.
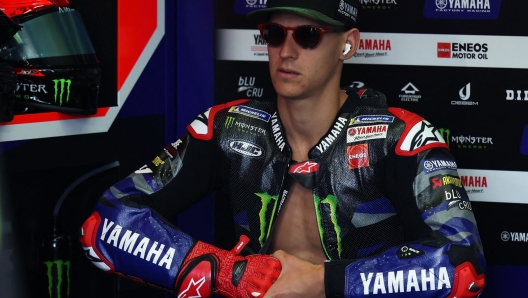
[53,79,72,105]
[44,259,71,298]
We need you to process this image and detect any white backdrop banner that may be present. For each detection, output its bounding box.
[217,29,528,69]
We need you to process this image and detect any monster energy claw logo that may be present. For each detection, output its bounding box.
[438,128,450,147]
[315,195,342,258]
[44,259,71,298]
[256,193,278,246]
[225,116,235,128]
[53,79,71,106]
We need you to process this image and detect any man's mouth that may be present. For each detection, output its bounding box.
[278,68,300,75]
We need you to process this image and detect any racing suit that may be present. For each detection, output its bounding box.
[80,87,485,297]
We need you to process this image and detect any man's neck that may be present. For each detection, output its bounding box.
[277,89,348,160]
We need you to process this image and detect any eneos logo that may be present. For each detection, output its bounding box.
[437,42,489,60]
[347,144,369,169]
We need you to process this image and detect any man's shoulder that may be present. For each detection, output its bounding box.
[187,98,275,141]
[350,86,389,110]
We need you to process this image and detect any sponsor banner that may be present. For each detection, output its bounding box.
[423,0,502,20]
[216,30,528,69]
[217,29,269,61]
[233,0,267,14]
[458,168,528,204]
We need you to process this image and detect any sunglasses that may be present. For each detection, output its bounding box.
[257,22,344,50]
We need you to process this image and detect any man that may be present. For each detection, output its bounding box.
[80,0,486,297]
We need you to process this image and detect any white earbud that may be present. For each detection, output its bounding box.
[343,43,352,55]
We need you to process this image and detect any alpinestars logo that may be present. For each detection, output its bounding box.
[44,259,71,298]
[452,83,478,106]
[399,83,421,102]
[410,122,443,150]
[178,277,206,298]
[53,79,72,105]
[290,161,319,174]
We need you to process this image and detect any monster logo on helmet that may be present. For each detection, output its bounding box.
[0,0,100,116]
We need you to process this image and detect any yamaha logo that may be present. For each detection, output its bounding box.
[500,231,528,242]
[229,140,264,158]
[436,0,448,9]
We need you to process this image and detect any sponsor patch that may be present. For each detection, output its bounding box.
[349,115,395,125]
[229,105,271,122]
[397,245,425,259]
[289,161,319,174]
[348,144,369,169]
[399,121,447,153]
[347,124,388,143]
[430,175,463,189]
[422,159,458,174]
[229,140,264,158]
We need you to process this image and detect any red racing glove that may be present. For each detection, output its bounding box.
[174,235,281,298]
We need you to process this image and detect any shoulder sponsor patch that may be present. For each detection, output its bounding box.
[347,124,388,143]
[422,159,458,174]
[228,105,271,122]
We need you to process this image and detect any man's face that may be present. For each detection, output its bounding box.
[266,12,346,100]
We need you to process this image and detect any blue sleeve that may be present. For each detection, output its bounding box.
[324,148,485,297]
[80,113,229,292]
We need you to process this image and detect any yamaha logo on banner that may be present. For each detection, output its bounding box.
[423,0,502,19]
[234,0,267,14]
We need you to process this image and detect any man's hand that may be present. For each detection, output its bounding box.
[263,250,326,298]
[175,235,281,298]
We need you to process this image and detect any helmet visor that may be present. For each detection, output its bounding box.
[1,9,96,66]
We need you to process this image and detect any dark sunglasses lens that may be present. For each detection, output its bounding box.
[263,24,285,46]
[294,27,321,49]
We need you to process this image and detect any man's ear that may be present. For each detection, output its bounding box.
[341,28,360,60]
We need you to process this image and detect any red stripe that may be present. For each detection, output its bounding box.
[117,0,158,91]
[0,107,110,125]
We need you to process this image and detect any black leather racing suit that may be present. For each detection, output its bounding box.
[82,87,485,297]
